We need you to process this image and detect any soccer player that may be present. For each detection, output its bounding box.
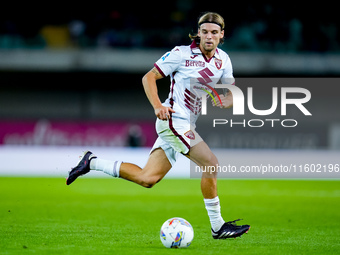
[67,12,250,239]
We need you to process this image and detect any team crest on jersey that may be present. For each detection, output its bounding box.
[215,58,222,70]
[184,130,195,140]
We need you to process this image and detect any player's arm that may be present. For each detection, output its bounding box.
[213,68,234,109]
[142,67,175,120]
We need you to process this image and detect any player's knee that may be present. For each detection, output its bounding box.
[141,176,161,188]
[141,181,154,188]
[201,156,219,178]
[203,155,219,170]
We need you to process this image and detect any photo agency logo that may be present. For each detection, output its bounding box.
[200,83,312,128]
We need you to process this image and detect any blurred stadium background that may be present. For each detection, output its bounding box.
[0,2,339,177]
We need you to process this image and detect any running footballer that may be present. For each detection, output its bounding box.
[67,12,250,239]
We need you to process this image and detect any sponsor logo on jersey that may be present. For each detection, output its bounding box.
[185,60,205,67]
[162,52,170,61]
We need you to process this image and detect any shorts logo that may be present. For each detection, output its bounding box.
[215,58,222,70]
[184,130,195,140]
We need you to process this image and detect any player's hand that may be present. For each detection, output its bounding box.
[212,93,233,109]
[154,106,176,120]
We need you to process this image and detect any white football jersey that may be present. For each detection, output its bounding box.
[154,41,234,125]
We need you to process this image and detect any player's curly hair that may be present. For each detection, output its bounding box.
[189,12,225,45]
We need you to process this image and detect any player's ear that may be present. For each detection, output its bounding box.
[197,28,201,37]
[220,29,224,38]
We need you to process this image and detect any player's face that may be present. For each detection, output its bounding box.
[198,23,224,53]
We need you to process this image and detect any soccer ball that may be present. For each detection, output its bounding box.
[160,217,194,248]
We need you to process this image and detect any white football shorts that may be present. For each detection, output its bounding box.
[150,117,203,166]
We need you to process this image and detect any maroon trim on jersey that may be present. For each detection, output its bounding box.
[168,72,190,152]
[202,54,213,63]
[184,88,197,102]
[190,40,198,50]
[168,116,190,152]
[170,72,176,100]
[154,63,166,77]
[184,88,201,115]
[184,96,194,106]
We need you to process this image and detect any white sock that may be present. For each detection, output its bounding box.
[90,158,122,178]
[204,196,225,232]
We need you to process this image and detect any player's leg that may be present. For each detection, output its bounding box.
[186,141,250,238]
[66,148,172,188]
[185,141,223,230]
[186,141,219,199]
[119,148,172,188]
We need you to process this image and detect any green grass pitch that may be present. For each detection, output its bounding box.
[0,177,339,254]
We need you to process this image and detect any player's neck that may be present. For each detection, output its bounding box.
[199,44,216,61]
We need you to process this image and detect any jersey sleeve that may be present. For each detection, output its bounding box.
[220,56,235,85]
[154,47,182,77]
